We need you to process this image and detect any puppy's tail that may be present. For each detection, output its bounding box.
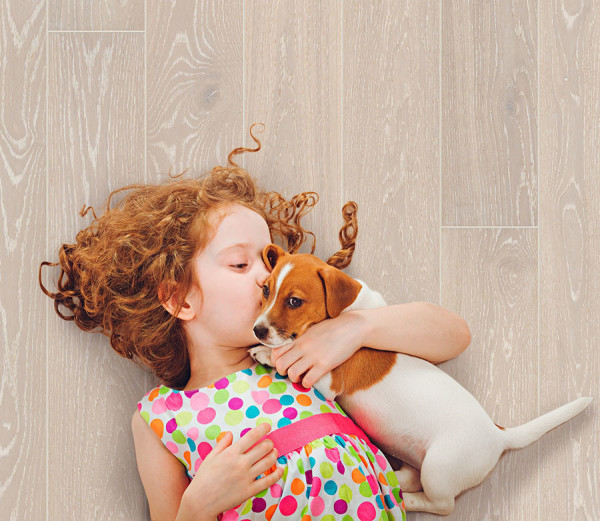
[501,397,592,451]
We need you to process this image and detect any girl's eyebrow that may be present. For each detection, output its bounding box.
[218,242,250,253]
[218,242,268,256]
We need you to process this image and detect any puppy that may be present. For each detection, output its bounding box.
[249,244,593,515]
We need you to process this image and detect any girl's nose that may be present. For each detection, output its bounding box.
[256,263,270,287]
[257,273,269,287]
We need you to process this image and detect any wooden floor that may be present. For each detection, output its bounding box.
[2,1,598,520]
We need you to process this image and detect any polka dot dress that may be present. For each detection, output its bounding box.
[137,361,406,520]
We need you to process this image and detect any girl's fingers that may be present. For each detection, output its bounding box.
[274,348,303,376]
[301,366,321,389]
[287,357,312,384]
[249,447,279,476]
[235,422,272,453]
[244,438,275,464]
[211,431,232,454]
[252,465,284,495]
[271,341,294,362]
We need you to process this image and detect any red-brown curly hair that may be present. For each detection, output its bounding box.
[39,123,358,389]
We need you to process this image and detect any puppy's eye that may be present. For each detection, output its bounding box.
[288,297,303,308]
[262,285,270,298]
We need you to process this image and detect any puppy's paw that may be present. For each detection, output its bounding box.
[249,345,273,367]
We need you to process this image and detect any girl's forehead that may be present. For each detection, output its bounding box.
[208,204,270,249]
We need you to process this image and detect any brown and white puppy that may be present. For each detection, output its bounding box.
[249,243,592,515]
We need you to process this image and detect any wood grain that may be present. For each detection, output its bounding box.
[539,1,599,520]
[443,0,538,226]
[47,32,148,520]
[342,0,440,306]
[0,0,596,519]
[243,0,343,264]
[0,1,46,520]
[48,0,144,31]
[440,229,538,521]
[147,0,244,179]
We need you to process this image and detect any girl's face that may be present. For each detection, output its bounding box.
[186,203,273,348]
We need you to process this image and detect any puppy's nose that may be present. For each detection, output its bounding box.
[253,324,269,340]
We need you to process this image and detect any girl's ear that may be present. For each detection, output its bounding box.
[158,280,197,321]
[262,243,288,271]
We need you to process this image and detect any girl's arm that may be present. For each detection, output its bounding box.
[271,301,471,388]
[349,301,471,363]
[131,411,200,520]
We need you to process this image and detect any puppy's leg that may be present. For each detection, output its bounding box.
[394,464,422,493]
[406,437,503,515]
[402,492,454,516]
[248,345,273,367]
[402,442,457,515]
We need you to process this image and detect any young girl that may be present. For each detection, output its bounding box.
[40,124,469,520]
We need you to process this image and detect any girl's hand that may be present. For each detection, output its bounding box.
[270,310,369,388]
[180,422,284,518]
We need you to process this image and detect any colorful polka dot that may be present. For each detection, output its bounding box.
[214,377,229,389]
[232,380,249,393]
[225,410,244,425]
[310,495,325,516]
[279,495,297,515]
[152,398,167,414]
[228,397,243,410]
[190,392,209,411]
[296,394,312,406]
[165,392,183,411]
[263,398,282,414]
[196,407,216,424]
[175,411,192,426]
[246,405,259,418]
[269,381,287,394]
[291,478,305,495]
[252,497,266,513]
[280,394,294,406]
[283,407,298,419]
[214,389,229,404]
[252,390,269,405]
[258,375,272,388]
[205,425,221,440]
[277,417,292,428]
[357,501,376,521]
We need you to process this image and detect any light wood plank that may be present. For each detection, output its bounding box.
[147,0,244,180]
[47,32,148,520]
[539,1,600,519]
[12,1,595,519]
[48,0,144,31]
[0,1,46,520]
[440,229,538,520]
[243,0,342,263]
[342,0,440,306]
[443,0,537,226]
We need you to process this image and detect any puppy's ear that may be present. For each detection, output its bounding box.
[317,266,363,318]
[262,243,288,271]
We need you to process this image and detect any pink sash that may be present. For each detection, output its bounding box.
[261,412,379,455]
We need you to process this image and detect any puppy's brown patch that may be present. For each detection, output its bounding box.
[330,348,397,395]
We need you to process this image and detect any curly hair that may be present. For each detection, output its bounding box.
[39,123,359,389]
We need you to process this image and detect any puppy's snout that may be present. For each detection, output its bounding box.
[253,324,269,340]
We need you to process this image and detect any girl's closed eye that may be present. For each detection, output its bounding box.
[230,262,248,269]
